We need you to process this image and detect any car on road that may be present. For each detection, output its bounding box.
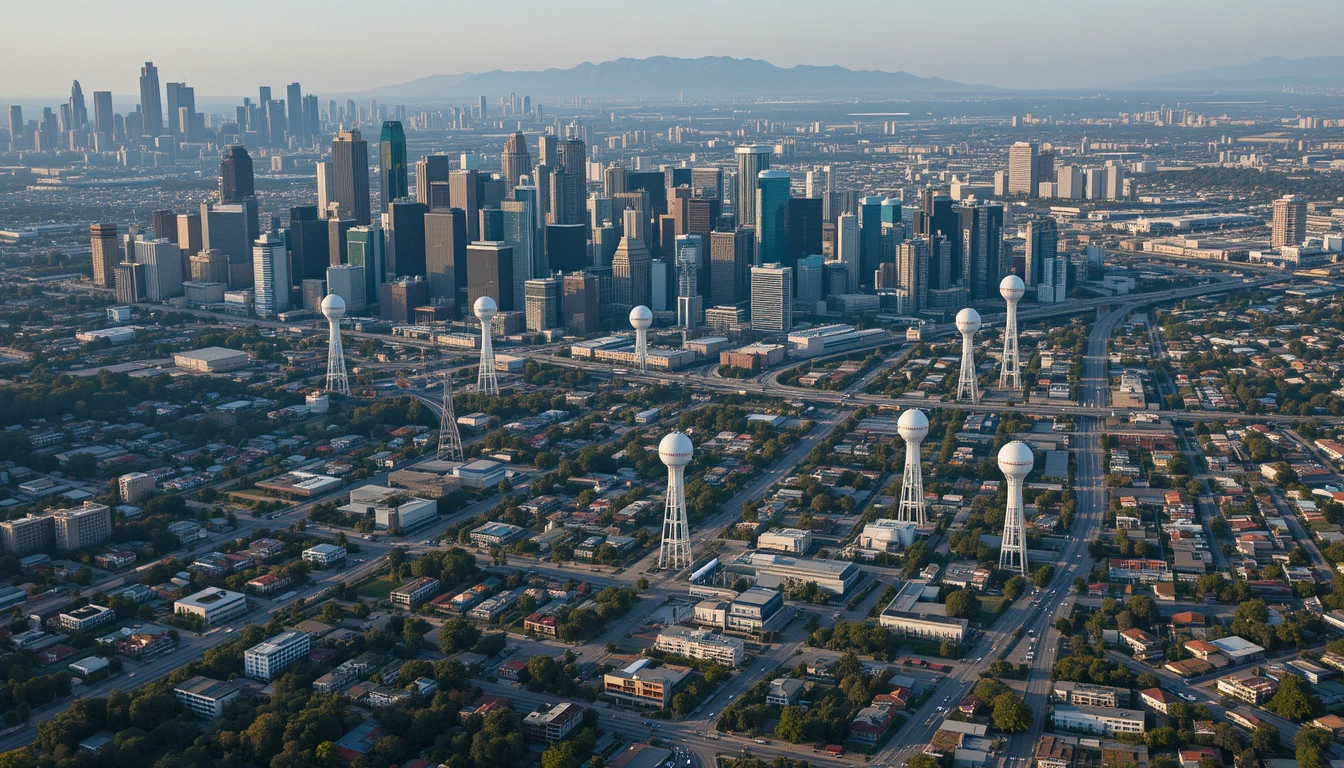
[1181,693,1197,701]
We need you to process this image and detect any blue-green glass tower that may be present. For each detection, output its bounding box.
[755,170,791,267]
[347,226,384,305]
[858,196,884,287]
[379,121,407,211]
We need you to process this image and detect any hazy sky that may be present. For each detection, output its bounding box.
[4,0,1342,96]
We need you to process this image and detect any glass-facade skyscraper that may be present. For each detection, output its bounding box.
[755,170,791,268]
[379,121,407,211]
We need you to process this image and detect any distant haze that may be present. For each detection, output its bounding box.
[3,0,1343,96]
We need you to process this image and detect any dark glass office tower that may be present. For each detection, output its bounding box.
[332,129,371,225]
[379,121,407,211]
[288,206,329,283]
[858,196,883,288]
[785,197,823,275]
[387,200,427,276]
[954,199,1005,302]
[425,208,468,305]
[139,61,162,136]
[286,83,304,142]
[219,145,255,203]
[466,241,515,312]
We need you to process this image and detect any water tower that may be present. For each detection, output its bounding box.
[322,293,349,395]
[630,305,652,373]
[955,307,982,404]
[998,441,1034,575]
[658,431,694,571]
[897,409,929,526]
[999,275,1025,391]
[474,296,499,396]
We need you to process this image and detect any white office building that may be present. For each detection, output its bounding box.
[756,528,812,554]
[174,588,247,626]
[244,630,310,681]
[750,264,793,334]
[252,233,290,318]
[654,626,745,668]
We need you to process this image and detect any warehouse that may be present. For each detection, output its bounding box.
[173,347,251,373]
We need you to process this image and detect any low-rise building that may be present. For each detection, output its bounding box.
[1052,704,1146,736]
[766,677,805,706]
[726,551,861,596]
[756,528,812,554]
[653,626,745,668]
[1119,628,1165,661]
[454,459,507,489]
[522,702,585,744]
[603,661,690,710]
[174,588,247,627]
[1052,681,1129,709]
[57,604,115,632]
[303,543,347,567]
[1139,688,1175,715]
[390,577,441,609]
[174,675,241,718]
[244,630,310,681]
[1216,673,1278,705]
[470,522,530,548]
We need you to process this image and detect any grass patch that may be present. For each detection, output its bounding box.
[355,577,397,599]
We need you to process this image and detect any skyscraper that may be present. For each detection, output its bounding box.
[316,161,334,215]
[524,276,561,331]
[332,129,371,225]
[501,200,537,309]
[1023,215,1058,288]
[201,199,259,289]
[378,121,407,210]
[133,237,184,301]
[252,234,290,317]
[858,196,884,288]
[425,208,467,304]
[449,170,479,240]
[561,272,599,334]
[954,198,1005,302]
[68,81,87,132]
[346,226,384,304]
[386,200,427,276]
[501,131,531,195]
[835,212,860,293]
[287,206,328,284]
[90,224,119,288]
[466,241,515,312]
[139,62,163,136]
[895,239,930,316]
[545,223,587,273]
[1008,141,1039,197]
[176,213,203,257]
[92,92,113,143]
[612,209,652,311]
[709,227,753,307]
[219,145,255,204]
[286,83,304,142]
[734,145,772,226]
[755,170,791,268]
[785,196,823,276]
[415,154,452,207]
[151,210,177,244]
[1272,194,1307,248]
[750,264,793,334]
[675,234,703,329]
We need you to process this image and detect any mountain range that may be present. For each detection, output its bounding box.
[1130,55,1344,89]
[361,56,980,101]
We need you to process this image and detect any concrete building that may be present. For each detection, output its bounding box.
[118,472,156,503]
[756,528,812,554]
[470,522,530,548]
[57,604,116,632]
[726,551,860,596]
[0,515,55,556]
[878,579,968,643]
[1271,194,1306,248]
[1051,704,1146,736]
[390,577,441,609]
[750,263,792,334]
[1216,673,1278,705]
[603,660,690,710]
[1052,681,1130,709]
[302,543,346,567]
[174,676,240,719]
[244,630,310,681]
[174,588,247,626]
[52,502,112,552]
[522,702,585,744]
[654,626,745,668]
[766,678,805,706]
[454,459,507,489]
[173,347,250,373]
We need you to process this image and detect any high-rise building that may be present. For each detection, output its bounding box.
[785,197,823,276]
[316,161,334,215]
[858,196,884,287]
[953,198,1005,302]
[386,200,427,276]
[53,502,112,552]
[554,138,586,225]
[612,215,652,311]
[545,223,587,273]
[425,208,467,305]
[190,250,230,284]
[346,226,384,304]
[1104,161,1126,201]
[219,145,255,204]
[1008,141,1039,197]
[501,131,531,195]
[735,145,772,226]
[755,170,791,268]
[92,91,113,142]
[133,237,184,301]
[796,255,826,303]
[501,200,536,309]
[466,241,515,312]
[378,276,429,324]
[675,234,703,329]
[7,105,22,152]
[287,206,327,283]
[1085,168,1107,201]
[709,228,752,307]
[835,213,859,293]
[332,129,371,225]
[1272,194,1307,249]
[449,170,479,240]
[326,264,366,311]
[90,224,119,288]
[1055,165,1084,199]
[252,233,290,318]
[750,264,793,334]
[895,239,930,315]
[177,213,203,257]
[139,62,163,136]
[415,154,452,207]
[524,276,561,331]
[151,210,177,246]
[114,262,146,304]
[286,83,304,142]
[201,199,259,289]
[691,166,723,201]
[561,272,599,334]
[378,121,407,210]
[327,217,355,266]
[1023,216,1058,288]
[68,80,88,133]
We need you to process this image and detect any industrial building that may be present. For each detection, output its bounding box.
[174,588,247,626]
[172,346,251,373]
[877,579,968,643]
[726,551,861,596]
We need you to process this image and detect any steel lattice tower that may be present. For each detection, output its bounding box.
[955,307,982,404]
[322,294,350,395]
[474,296,499,396]
[998,441,1034,575]
[999,275,1024,391]
[658,431,694,571]
[896,409,929,526]
[437,374,464,461]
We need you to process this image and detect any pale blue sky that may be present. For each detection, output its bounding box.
[3,0,1341,95]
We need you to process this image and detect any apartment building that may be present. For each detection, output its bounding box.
[653,626,745,668]
[244,630,310,681]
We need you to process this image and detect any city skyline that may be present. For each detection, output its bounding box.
[3,0,1344,96]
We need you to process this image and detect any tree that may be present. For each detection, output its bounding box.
[908,756,940,768]
[1251,722,1280,757]
[438,618,481,654]
[1266,674,1322,722]
[1295,725,1332,768]
[991,693,1031,733]
[945,588,980,619]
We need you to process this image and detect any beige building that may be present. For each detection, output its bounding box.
[53,502,112,551]
[118,472,156,503]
